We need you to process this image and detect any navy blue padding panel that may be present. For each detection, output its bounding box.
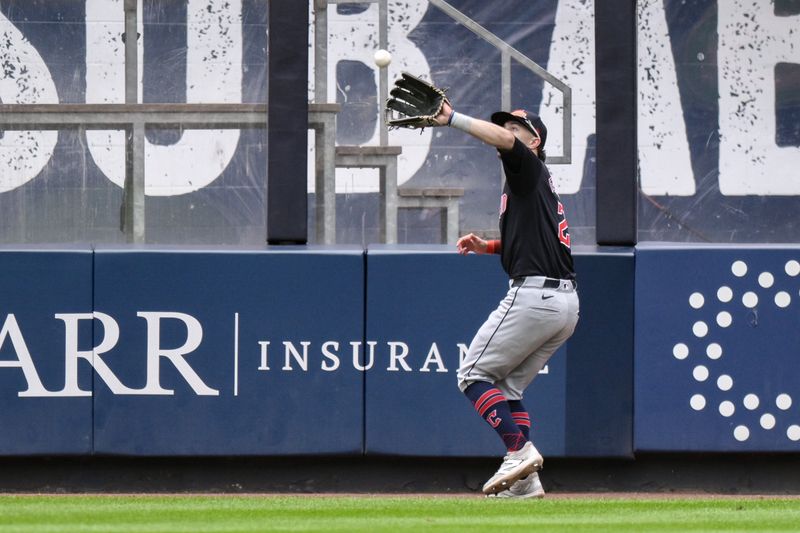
[365,246,568,457]
[92,247,363,456]
[0,248,93,455]
[566,248,635,457]
[635,244,800,452]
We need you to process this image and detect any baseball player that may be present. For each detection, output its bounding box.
[386,73,579,498]
[439,105,579,498]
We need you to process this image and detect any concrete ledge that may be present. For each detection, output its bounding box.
[398,187,464,198]
[335,145,402,157]
[396,188,464,244]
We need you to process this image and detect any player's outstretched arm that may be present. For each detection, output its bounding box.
[434,101,515,151]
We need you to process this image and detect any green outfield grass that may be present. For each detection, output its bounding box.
[1,494,799,532]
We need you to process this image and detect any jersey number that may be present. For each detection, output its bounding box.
[557,201,571,249]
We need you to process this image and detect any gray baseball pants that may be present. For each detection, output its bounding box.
[457,276,580,400]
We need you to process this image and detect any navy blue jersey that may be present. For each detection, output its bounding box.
[497,138,575,280]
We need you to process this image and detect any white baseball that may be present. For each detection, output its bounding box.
[373,49,392,68]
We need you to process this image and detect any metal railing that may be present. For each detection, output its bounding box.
[428,0,572,164]
[0,103,339,244]
[0,103,263,244]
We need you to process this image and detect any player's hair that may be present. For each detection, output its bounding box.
[538,148,547,163]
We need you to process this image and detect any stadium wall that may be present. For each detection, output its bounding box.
[1,246,798,458]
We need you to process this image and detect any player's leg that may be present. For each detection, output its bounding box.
[508,399,531,440]
[497,288,580,400]
[458,285,563,494]
[463,381,526,451]
[457,285,537,453]
[489,331,575,500]
[461,381,543,495]
[486,288,579,497]
[458,285,567,392]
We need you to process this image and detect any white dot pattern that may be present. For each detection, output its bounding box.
[744,394,760,410]
[717,375,733,391]
[742,292,758,308]
[716,311,732,327]
[673,343,689,360]
[689,292,704,309]
[731,260,748,277]
[690,394,706,410]
[706,343,722,360]
[775,292,791,308]
[693,321,708,337]
[776,394,793,410]
[719,401,735,417]
[760,414,776,430]
[717,286,733,302]
[693,365,709,382]
[678,257,800,445]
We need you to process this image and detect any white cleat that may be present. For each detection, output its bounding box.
[481,441,544,495]
[486,472,545,499]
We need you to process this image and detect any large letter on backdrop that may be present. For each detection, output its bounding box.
[0,12,59,193]
[637,0,694,196]
[85,0,242,196]
[540,0,595,194]
[718,0,800,195]
[308,0,431,193]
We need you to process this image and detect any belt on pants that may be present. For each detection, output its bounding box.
[511,276,577,291]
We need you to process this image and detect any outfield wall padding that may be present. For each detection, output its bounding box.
[567,248,635,457]
[634,244,800,452]
[8,245,799,456]
[91,246,364,455]
[0,247,94,455]
[0,245,633,457]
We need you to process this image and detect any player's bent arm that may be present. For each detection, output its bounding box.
[457,233,485,254]
[456,234,501,255]
[434,102,515,151]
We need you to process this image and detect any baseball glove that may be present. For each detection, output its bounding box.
[385,72,449,129]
